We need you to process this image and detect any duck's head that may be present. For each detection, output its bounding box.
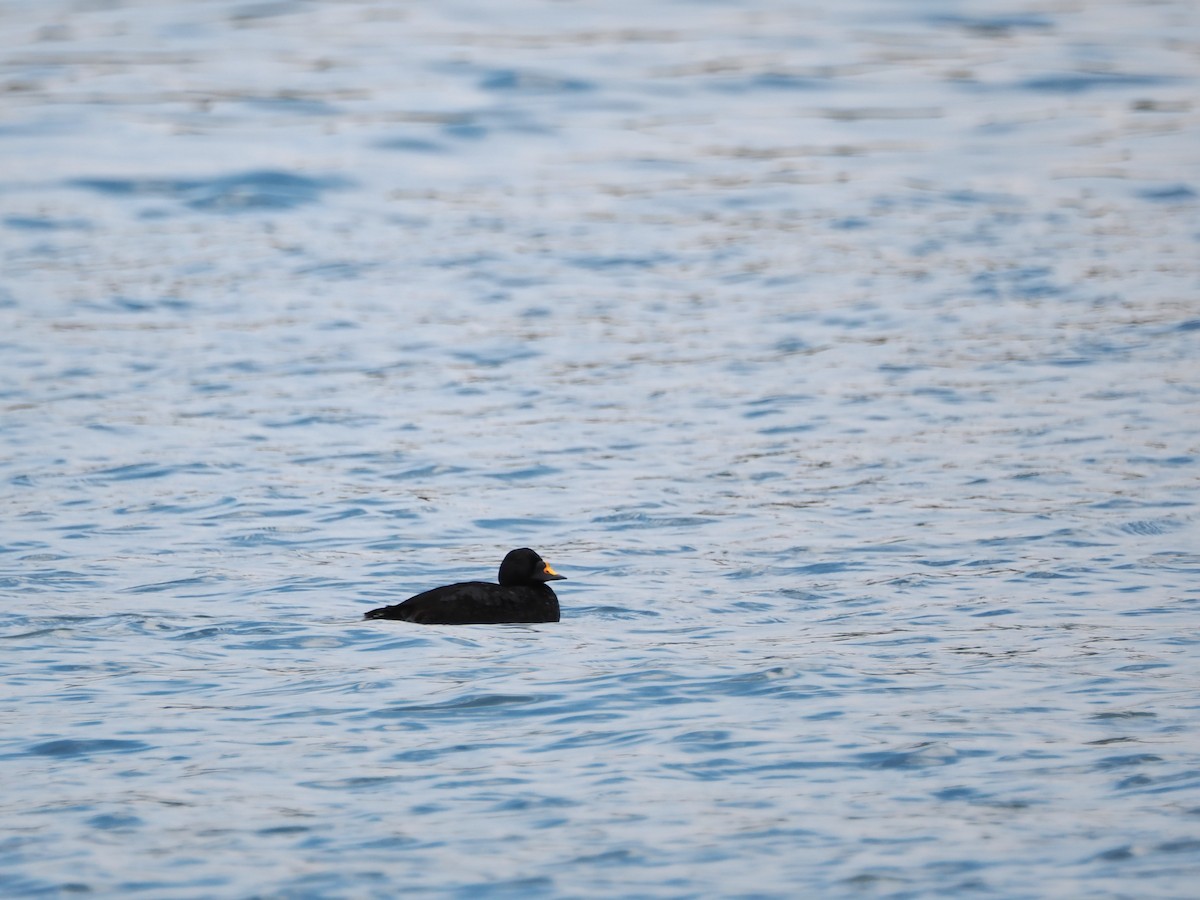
[498,548,566,586]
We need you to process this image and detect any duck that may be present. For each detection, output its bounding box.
[363,548,566,624]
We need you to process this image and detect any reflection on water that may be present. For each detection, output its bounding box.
[2,0,1199,896]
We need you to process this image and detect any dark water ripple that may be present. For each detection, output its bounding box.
[2,0,1199,896]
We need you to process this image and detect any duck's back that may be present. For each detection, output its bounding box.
[364,581,560,625]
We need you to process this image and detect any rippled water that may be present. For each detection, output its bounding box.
[3,0,1199,896]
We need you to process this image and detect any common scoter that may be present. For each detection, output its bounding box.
[363,548,565,625]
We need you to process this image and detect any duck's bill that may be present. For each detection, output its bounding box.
[541,564,566,581]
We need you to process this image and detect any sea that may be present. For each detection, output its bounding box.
[2,0,1199,896]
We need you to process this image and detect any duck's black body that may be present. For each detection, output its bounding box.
[364,548,565,625]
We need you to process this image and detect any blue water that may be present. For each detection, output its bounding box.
[3,0,1199,896]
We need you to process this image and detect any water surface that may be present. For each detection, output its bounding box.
[2,0,1199,896]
